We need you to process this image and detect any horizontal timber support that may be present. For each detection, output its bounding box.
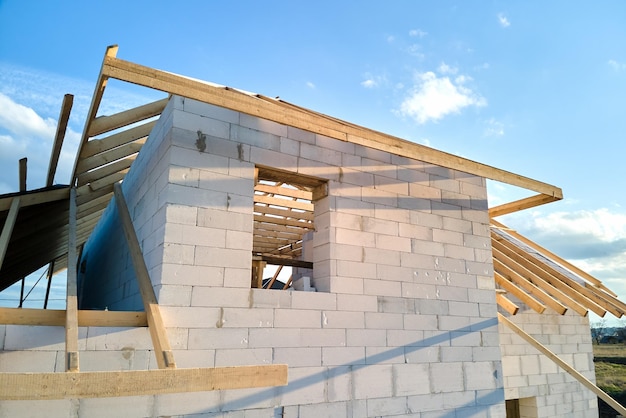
[0,364,288,400]
[0,307,147,327]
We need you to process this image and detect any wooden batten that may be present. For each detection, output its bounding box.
[82,120,155,158]
[113,183,175,369]
[493,257,567,315]
[0,187,69,212]
[496,292,519,315]
[65,188,79,372]
[492,239,589,316]
[489,193,560,218]
[0,365,288,400]
[88,98,167,137]
[0,307,147,327]
[0,197,21,270]
[494,272,547,314]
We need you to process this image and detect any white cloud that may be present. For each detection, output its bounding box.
[608,59,626,72]
[406,44,425,60]
[409,29,428,38]
[361,73,388,89]
[306,81,316,89]
[484,118,505,137]
[398,71,487,124]
[0,93,57,139]
[387,35,395,43]
[438,62,458,75]
[498,13,511,28]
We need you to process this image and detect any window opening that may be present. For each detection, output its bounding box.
[251,166,326,290]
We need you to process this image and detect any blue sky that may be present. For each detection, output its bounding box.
[1,1,626,322]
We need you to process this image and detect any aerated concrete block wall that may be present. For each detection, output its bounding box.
[499,309,598,417]
[1,96,505,417]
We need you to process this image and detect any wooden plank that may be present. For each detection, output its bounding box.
[254,204,314,222]
[494,272,547,314]
[255,183,313,200]
[254,194,313,212]
[77,155,136,187]
[47,94,74,186]
[0,307,147,327]
[493,255,568,315]
[260,255,313,269]
[113,183,175,369]
[491,219,606,288]
[0,197,21,270]
[265,265,283,289]
[493,235,608,317]
[101,54,563,199]
[76,184,113,205]
[254,214,314,230]
[496,293,519,315]
[77,192,113,216]
[0,187,69,212]
[82,120,155,158]
[66,188,79,372]
[71,45,119,184]
[0,364,288,400]
[492,239,590,316]
[489,193,560,218]
[75,138,145,176]
[88,169,130,192]
[88,99,167,137]
[19,158,27,191]
[498,313,626,417]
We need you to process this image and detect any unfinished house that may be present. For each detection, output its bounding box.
[1,45,625,417]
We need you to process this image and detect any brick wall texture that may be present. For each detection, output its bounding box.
[0,96,596,417]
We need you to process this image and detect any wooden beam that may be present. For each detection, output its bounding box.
[255,183,313,200]
[0,197,21,270]
[82,120,155,158]
[66,188,79,372]
[260,255,313,269]
[493,234,608,317]
[19,158,27,192]
[491,219,606,288]
[254,194,314,212]
[265,265,283,289]
[77,155,136,187]
[492,239,590,316]
[254,204,314,222]
[0,187,69,212]
[88,99,167,137]
[0,364,288,400]
[0,307,147,327]
[495,272,547,314]
[101,54,563,199]
[498,313,626,417]
[47,94,74,186]
[114,183,175,369]
[75,138,145,176]
[88,169,130,192]
[71,45,119,185]
[493,257,567,315]
[489,193,560,218]
[496,293,519,315]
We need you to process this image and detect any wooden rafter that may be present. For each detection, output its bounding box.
[114,183,175,369]
[47,94,74,187]
[494,271,547,314]
[0,197,20,270]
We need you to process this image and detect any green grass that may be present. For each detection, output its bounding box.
[593,344,626,417]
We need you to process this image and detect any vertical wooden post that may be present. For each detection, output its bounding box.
[65,188,79,372]
[18,158,27,308]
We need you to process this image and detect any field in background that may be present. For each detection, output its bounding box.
[594,344,626,417]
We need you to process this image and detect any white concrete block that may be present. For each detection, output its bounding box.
[367,395,408,416]
[352,364,393,399]
[188,328,249,349]
[274,347,321,367]
[0,350,58,372]
[274,309,320,328]
[322,311,364,329]
[191,287,250,308]
[365,312,403,330]
[279,366,326,406]
[154,284,192,306]
[195,247,251,269]
[171,349,215,368]
[363,279,401,297]
[250,289,292,309]
[300,329,346,347]
[159,263,224,286]
[224,267,252,288]
[215,348,272,366]
[197,207,252,232]
[154,391,221,416]
[330,276,364,295]
[160,306,221,328]
[394,363,431,396]
[221,307,274,328]
[430,362,463,393]
[336,294,378,312]
[322,347,365,366]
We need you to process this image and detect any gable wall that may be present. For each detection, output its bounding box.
[499,309,598,417]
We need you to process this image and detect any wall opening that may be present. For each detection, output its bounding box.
[250,166,327,291]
